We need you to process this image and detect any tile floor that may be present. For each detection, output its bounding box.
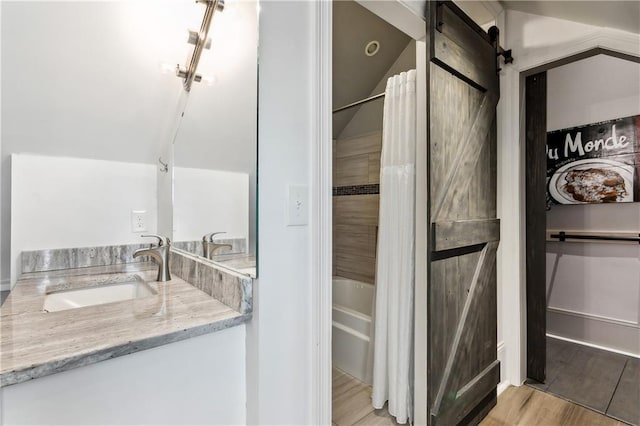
[526,336,639,426]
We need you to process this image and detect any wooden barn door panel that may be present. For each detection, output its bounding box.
[426,2,501,424]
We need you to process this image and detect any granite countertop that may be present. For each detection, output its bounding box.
[0,262,250,387]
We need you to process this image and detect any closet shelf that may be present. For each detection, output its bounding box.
[546,230,640,244]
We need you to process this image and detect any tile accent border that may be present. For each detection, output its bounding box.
[333,184,380,196]
[21,243,152,274]
[169,250,252,315]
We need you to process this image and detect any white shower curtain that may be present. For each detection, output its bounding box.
[371,69,417,424]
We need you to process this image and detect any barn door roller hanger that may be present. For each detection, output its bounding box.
[488,26,514,72]
[435,1,514,73]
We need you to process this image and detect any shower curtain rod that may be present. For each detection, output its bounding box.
[332,92,385,114]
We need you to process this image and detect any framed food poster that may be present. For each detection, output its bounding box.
[546,115,640,205]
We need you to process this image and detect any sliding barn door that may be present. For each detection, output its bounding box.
[426,2,501,424]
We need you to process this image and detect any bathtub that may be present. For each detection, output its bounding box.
[332,276,374,384]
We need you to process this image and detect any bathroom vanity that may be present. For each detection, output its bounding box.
[0,251,253,424]
[1,261,251,387]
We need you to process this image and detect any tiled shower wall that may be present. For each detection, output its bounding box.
[332,131,381,284]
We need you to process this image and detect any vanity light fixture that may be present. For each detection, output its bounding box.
[187,30,212,50]
[176,65,203,83]
[176,0,225,92]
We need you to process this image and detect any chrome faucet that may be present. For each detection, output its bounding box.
[202,232,233,259]
[133,234,172,282]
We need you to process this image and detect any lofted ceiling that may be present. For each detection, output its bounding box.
[502,1,640,34]
[332,0,639,138]
[458,0,640,34]
[455,1,498,27]
[333,0,411,137]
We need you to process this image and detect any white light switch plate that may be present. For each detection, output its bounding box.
[287,185,308,226]
[131,210,148,232]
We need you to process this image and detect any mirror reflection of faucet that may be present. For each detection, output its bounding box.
[133,234,172,282]
[202,232,233,259]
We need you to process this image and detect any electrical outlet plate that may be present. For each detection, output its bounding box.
[131,210,148,233]
[287,185,308,226]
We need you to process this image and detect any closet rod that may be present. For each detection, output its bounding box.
[550,231,640,244]
[332,92,385,114]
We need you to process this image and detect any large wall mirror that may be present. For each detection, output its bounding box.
[1,0,258,291]
[170,0,257,277]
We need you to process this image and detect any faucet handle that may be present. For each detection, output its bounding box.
[203,232,226,242]
[141,234,171,246]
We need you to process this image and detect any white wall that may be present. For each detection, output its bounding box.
[0,1,196,286]
[10,154,157,286]
[12,156,252,283]
[1,0,259,283]
[547,56,640,131]
[498,9,640,385]
[0,2,4,290]
[247,1,314,424]
[545,55,640,355]
[0,326,246,425]
[173,167,249,243]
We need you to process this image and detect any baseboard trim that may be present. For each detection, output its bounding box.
[496,380,510,396]
[548,306,639,329]
[547,307,640,358]
[495,341,509,395]
[547,333,640,359]
[497,340,507,388]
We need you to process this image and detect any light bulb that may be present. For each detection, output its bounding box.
[159,62,175,74]
[202,75,217,86]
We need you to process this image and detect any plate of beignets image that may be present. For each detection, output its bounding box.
[549,159,633,204]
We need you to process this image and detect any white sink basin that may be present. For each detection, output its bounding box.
[43,276,156,312]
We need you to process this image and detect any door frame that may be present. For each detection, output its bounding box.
[496,26,640,389]
[310,1,427,424]
[310,2,332,424]
[522,48,640,384]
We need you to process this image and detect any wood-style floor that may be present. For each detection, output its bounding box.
[333,367,626,426]
[481,386,627,426]
[333,368,401,426]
